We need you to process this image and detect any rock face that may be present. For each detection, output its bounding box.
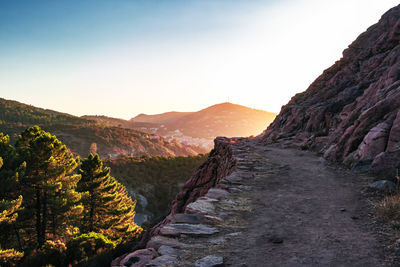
[148,137,237,237]
[111,248,158,267]
[261,4,400,178]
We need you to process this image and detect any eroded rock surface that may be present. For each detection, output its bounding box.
[194,255,224,267]
[159,223,219,237]
[148,137,237,238]
[112,248,158,267]
[261,4,400,178]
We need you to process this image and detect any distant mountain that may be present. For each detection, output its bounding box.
[132,111,193,124]
[129,103,276,148]
[0,98,207,158]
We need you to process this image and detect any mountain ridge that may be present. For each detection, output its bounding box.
[0,97,207,158]
[127,102,277,148]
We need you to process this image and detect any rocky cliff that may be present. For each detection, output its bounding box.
[261,4,400,178]
[148,137,237,237]
[112,137,239,266]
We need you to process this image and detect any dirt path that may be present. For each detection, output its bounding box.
[175,139,390,266]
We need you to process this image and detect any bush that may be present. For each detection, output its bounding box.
[0,249,24,267]
[21,240,67,267]
[39,240,67,267]
[66,232,116,264]
[375,195,400,228]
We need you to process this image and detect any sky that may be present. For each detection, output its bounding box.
[0,0,398,119]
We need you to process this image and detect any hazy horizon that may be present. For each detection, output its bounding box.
[0,0,398,119]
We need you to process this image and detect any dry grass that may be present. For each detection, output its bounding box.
[375,169,400,228]
[376,194,400,228]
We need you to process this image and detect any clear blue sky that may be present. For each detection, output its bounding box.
[0,0,398,119]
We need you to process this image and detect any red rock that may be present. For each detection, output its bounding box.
[148,137,237,237]
[115,248,158,267]
[146,235,188,250]
[388,110,400,152]
[355,122,391,161]
[261,4,400,177]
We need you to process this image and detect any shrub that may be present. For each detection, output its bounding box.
[66,232,116,264]
[375,195,400,228]
[0,249,24,267]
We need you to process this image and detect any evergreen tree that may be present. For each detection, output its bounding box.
[0,133,21,199]
[0,137,25,254]
[0,194,24,266]
[77,154,142,243]
[0,196,22,226]
[15,126,82,248]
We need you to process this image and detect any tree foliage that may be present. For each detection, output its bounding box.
[78,154,142,242]
[66,232,116,264]
[15,126,82,247]
[0,248,24,267]
[0,126,142,266]
[0,193,23,266]
[106,154,208,218]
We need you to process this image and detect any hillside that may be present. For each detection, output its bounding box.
[262,5,400,178]
[81,115,159,130]
[0,98,207,158]
[165,103,276,139]
[131,112,193,124]
[120,102,276,148]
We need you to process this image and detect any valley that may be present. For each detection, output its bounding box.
[0,1,399,267]
[0,98,207,158]
[86,102,276,149]
[105,154,209,225]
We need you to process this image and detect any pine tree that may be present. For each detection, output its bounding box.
[77,154,142,243]
[0,188,24,266]
[0,135,25,253]
[0,133,21,200]
[15,126,82,248]
[0,196,22,226]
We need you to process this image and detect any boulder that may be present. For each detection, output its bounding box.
[116,248,158,267]
[159,223,219,237]
[146,235,187,250]
[157,245,182,257]
[369,180,397,192]
[171,213,206,224]
[145,255,178,266]
[185,198,217,215]
[194,255,224,267]
[388,110,400,152]
[205,188,230,200]
[221,173,243,185]
[355,122,391,161]
[371,151,400,177]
